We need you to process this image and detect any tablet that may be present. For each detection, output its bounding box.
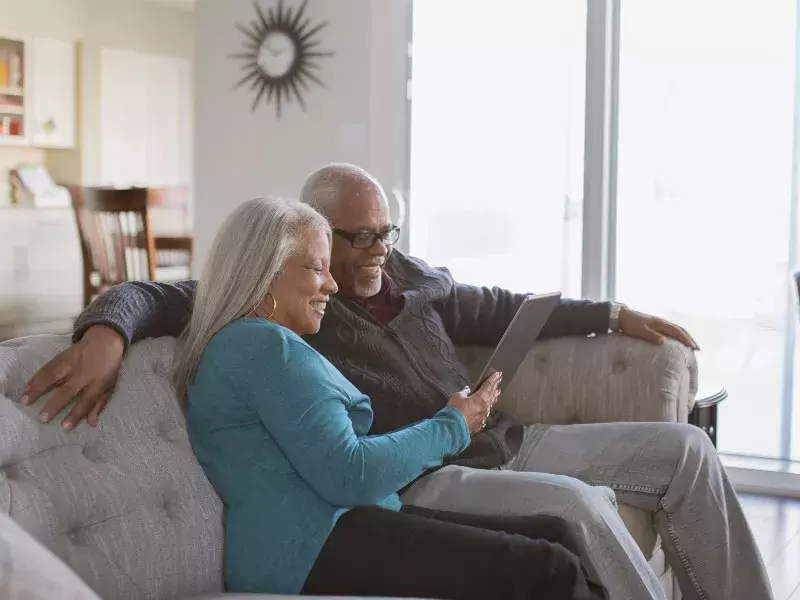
[473,292,562,391]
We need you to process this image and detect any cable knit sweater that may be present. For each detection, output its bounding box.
[74,251,612,469]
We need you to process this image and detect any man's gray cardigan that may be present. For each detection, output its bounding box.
[74,251,612,469]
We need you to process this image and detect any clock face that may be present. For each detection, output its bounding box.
[231,0,334,118]
[257,31,296,79]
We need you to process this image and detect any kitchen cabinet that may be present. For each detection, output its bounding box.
[0,35,76,149]
[99,48,190,187]
[0,35,27,144]
[30,37,76,149]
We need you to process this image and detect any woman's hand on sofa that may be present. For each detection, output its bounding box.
[19,326,125,430]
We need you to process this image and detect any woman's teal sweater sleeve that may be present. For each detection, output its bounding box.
[215,323,471,507]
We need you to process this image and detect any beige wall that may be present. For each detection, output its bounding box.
[193,0,410,270]
[0,0,193,186]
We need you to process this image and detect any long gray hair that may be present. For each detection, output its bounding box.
[172,196,330,404]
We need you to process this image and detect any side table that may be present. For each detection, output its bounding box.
[688,384,727,447]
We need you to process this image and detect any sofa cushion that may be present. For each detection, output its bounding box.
[0,335,224,600]
[617,503,658,558]
[0,508,101,600]
[0,334,676,599]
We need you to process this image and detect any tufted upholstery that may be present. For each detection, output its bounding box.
[0,335,224,600]
[0,508,101,599]
[458,334,697,426]
[0,333,693,599]
[460,333,696,600]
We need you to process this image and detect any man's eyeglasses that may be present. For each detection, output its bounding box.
[333,226,401,250]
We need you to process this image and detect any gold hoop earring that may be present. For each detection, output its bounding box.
[264,293,277,320]
[249,293,277,320]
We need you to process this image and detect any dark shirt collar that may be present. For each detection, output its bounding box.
[345,272,404,325]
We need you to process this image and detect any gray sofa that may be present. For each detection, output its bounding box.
[0,333,696,599]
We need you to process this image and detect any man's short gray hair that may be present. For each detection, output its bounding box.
[299,163,385,219]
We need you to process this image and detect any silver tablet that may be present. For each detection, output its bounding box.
[473,292,562,390]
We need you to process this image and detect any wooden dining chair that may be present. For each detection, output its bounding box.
[70,187,156,307]
[146,186,193,274]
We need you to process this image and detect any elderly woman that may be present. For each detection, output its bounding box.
[172,197,608,599]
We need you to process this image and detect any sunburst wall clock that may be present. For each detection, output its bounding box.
[231,0,333,118]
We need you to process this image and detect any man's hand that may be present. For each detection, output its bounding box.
[19,325,125,430]
[619,307,699,350]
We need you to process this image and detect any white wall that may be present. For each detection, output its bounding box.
[78,0,194,184]
[0,0,194,185]
[194,0,410,270]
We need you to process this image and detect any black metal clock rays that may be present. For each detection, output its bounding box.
[232,0,333,118]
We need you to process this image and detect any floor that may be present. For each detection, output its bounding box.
[741,493,800,599]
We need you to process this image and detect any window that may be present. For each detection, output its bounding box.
[615,0,798,458]
[410,0,800,466]
[409,0,586,297]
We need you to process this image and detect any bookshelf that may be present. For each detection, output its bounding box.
[0,37,25,142]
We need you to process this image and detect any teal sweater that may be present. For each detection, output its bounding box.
[187,318,471,594]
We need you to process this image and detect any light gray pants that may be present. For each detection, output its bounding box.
[402,421,772,600]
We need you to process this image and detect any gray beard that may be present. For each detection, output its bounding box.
[352,277,382,299]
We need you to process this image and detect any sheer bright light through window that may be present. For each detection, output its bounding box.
[615,0,798,458]
[410,0,586,297]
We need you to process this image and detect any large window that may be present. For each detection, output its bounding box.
[409,0,586,298]
[615,0,798,458]
[409,0,800,464]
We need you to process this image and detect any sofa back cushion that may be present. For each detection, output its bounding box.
[0,335,224,600]
[0,508,102,600]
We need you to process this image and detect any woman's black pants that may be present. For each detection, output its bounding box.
[302,504,609,600]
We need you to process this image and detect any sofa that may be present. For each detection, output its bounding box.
[0,332,696,599]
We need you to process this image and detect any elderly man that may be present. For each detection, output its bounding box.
[23,164,770,600]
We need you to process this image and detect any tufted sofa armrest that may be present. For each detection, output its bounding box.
[0,334,225,600]
[457,334,697,426]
